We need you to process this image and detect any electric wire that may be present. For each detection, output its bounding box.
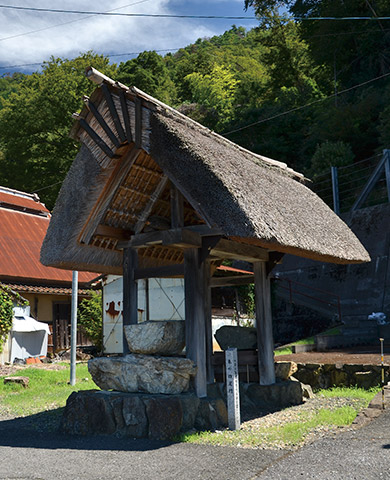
[2,5,390,21]
[0,0,152,42]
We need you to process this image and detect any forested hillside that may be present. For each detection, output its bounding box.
[1,0,389,209]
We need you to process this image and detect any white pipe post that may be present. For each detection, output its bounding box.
[70,270,78,386]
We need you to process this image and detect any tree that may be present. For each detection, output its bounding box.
[78,291,103,352]
[116,51,177,105]
[0,52,116,209]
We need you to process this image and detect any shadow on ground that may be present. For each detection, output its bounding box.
[0,410,171,452]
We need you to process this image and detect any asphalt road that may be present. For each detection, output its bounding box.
[0,408,389,480]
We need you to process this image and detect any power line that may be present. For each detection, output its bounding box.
[222,71,390,136]
[0,48,183,70]
[0,0,152,43]
[2,5,390,20]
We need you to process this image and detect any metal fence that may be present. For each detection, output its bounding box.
[311,150,390,214]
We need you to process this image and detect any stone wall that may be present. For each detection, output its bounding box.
[293,363,390,390]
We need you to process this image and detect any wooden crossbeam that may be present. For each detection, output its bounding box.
[210,275,254,287]
[78,147,141,245]
[210,239,268,262]
[134,175,169,234]
[95,224,131,241]
[135,96,142,149]
[171,184,184,229]
[134,264,184,279]
[118,228,202,250]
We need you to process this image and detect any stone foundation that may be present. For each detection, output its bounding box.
[61,380,307,440]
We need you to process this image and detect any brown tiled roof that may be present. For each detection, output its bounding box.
[0,188,97,285]
[5,283,92,296]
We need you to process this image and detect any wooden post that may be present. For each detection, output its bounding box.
[384,149,390,203]
[123,247,138,354]
[184,248,207,398]
[204,259,214,384]
[253,261,275,385]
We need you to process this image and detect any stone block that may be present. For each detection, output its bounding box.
[4,376,29,388]
[214,326,257,351]
[246,380,304,408]
[354,370,380,389]
[144,397,183,440]
[275,361,298,380]
[122,395,148,438]
[179,394,200,432]
[88,354,196,395]
[124,320,185,355]
[195,398,218,431]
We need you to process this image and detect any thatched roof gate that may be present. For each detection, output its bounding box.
[41,67,369,397]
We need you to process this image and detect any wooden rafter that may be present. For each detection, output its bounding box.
[78,147,141,245]
[134,175,169,234]
[83,96,121,149]
[101,83,127,144]
[72,114,115,158]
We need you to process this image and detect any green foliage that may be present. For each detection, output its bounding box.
[308,140,354,179]
[117,51,177,104]
[0,52,116,209]
[78,291,103,352]
[0,286,14,352]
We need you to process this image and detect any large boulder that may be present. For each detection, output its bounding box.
[88,354,196,395]
[214,326,257,351]
[124,320,185,355]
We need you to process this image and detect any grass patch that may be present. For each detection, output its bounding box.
[178,405,359,448]
[317,386,380,403]
[274,325,342,355]
[0,363,94,418]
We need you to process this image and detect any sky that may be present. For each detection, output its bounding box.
[0,0,259,74]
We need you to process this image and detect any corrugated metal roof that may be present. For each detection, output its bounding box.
[0,203,96,285]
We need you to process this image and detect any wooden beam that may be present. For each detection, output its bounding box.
[210,239,269,262]
[118,228,202,250]
[210,275,254,287]
[95,224,131,241]
[123,248,138,354]
[119,88,132,143]
[101,83,127,144]
[384,149,390,202]
[266,252,284,276]
[135,96,142,149]
[73,114,115,158]
[83,96,121,149]
[184,248,207,398]
[134,264,184,279]
[171,184,184,229]
[253,261,275,386]
[134,175,169,234]
[79,147,141,245]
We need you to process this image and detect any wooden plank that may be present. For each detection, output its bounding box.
[184,248,207,398]
[119,88,133,143]
[171,184,184,229]
[210,239,269,262]
[101,83,127,144]
[180,225,224,236]
[74,115,115,158]
[78,147,141,245]
[134,264,184,279]
[134,175,169,233]
[83,96,121,148]
[95,224,130,241]
[135,96,142,149]
[123,247,138,354]
[118,228,202,250]
[253,261,275,385]
[266,252,285,276]
[210,275,254,287]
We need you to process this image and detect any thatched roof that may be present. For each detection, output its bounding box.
[40,67,370,274]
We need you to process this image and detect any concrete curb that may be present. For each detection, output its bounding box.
[352,384,390,427]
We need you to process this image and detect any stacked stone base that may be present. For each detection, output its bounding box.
[61,380,307,440]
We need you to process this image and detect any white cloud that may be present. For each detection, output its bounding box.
[0,0,257,70]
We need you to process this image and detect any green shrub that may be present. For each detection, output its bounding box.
[78,290,103,352]
[0,286,14,352]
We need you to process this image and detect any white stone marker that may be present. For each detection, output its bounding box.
[226,347,241,430]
